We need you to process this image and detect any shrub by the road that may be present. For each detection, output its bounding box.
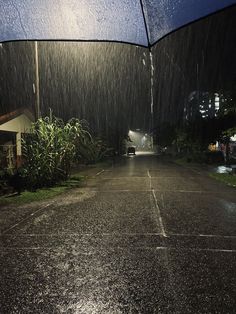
[20,113,113,190]
[77,132,113,164]
[22,114,84,189]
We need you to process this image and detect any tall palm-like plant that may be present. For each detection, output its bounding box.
[22,113,83,188]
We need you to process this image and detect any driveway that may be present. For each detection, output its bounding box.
[0,153,236,313]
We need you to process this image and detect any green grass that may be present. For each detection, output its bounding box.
[69,173,86,181]
[87,159,114,168]
[174,157,201,167]
[209,173,236,187]
[174,157,190,166]
[0,175,85,207]
[174,154,208,166]
[176,158,236,187]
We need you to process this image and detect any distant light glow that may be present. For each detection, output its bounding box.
[215,94,220,111]
[215,166,232,174]
[231,134,236,141]
[127,130,153,152]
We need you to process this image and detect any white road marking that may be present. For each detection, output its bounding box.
[0,232,164,236]
[170,233,236,239]
[86,189,228,194]
[152,189,167,237]
[1,246,235,253]
[148,169,167,237]
[147,170,152,190]
[2,232,235,239]
[1,203,53,235]
[95,169,105,176]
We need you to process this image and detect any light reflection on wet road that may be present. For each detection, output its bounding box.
[0,153,236,313]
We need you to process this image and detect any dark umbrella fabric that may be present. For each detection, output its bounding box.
[0,0,235,46]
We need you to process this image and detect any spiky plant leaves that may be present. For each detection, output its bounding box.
[22,114,84,189]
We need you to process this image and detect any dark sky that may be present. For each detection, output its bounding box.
[0,5,235,135]
[0,42,150,134]
[152,5,236,126]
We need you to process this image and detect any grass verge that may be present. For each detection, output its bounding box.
[175,157,236,187]
[175,157,191,167]
[0,175,85,207]
[209,173,236,187]
[174,157,205,167]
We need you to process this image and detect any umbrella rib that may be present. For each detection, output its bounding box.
[139,0,151,48]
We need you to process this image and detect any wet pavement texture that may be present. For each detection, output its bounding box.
[0,153,236,313]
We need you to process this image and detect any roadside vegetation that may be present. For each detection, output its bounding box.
[157,90,236,187]
[0,111,114,201]
[0,172,84,207]
[209,173,236,187]
[158,89,236,166]
[0,186,68,207]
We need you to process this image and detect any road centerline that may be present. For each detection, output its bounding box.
[147,170,167,237]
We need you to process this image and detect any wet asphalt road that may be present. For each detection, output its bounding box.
[0,153,236,313]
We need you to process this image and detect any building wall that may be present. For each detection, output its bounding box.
[0,114,33,157]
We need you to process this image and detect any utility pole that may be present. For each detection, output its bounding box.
[149,48,154,150]
[34,41,40,119]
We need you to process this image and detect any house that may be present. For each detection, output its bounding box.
[0,108,34,169]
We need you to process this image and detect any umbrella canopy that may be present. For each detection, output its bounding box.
[0,0,235,47]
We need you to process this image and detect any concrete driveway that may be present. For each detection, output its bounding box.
[0,153,236,313]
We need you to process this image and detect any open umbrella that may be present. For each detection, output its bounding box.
[0,0,235,46]
[0,1,235,125]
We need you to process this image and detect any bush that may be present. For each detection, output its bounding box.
[205,151,224,164]
[189,151,207,163]
[0,169,10,195]
[76,132,113,164]
[22,113,84,189]
[0,168,24,195]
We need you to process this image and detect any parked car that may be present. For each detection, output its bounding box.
[127,146,136,155]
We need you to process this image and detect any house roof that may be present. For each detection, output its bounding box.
[0,108,35,126]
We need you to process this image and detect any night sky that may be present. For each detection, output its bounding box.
[0,6,235,136]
